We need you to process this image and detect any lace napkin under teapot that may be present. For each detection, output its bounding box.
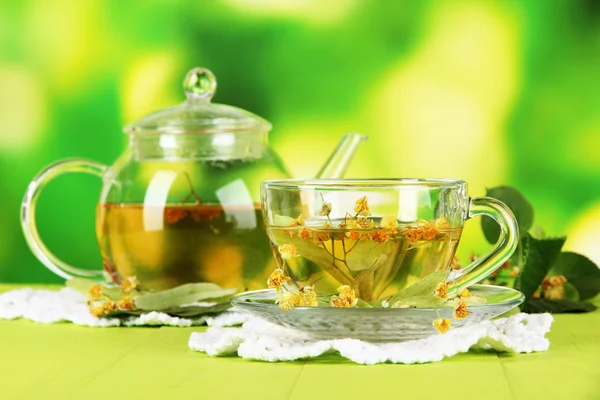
[188,312,553,365]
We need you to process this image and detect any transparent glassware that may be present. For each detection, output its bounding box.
[260,178,519,301]
[21,67,367,290]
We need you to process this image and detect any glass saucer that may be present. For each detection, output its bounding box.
[231,285,524,341]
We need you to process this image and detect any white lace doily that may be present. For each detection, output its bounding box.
[189,312,553,365]
[0,287,247,327]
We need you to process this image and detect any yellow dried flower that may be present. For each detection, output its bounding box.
[103,301,118,314]
[330,285,358,308]
[404,226,424,243]
[117,296,135,311]
[459,288,472,299]
[278,243,297,260]
[277,292,300,312]
[544,285,566,300]
[433,318,451,334]
[453,299,469,320]
[435,214,451,230]
[380,214,398,229]
[354,196,371,216]
[298,286,319,307]
[88,283,103,301]
[451,256,461,270]
[291,214,304,226]
[434,281,449,299]
[319,202,332,216]
[299,227,311,240]
[121,276,139,294]
[267,269,290,293]
[89,303,106,317]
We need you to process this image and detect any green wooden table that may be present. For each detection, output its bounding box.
[1,284,599,400]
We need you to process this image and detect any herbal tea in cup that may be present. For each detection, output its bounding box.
[261,179,518,309]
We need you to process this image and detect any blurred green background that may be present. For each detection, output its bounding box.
[1,0,599,283]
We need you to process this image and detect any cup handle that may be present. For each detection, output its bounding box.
[21,158,108,280]
[449,197,519,292]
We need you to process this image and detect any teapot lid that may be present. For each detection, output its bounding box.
[123,67,272,134]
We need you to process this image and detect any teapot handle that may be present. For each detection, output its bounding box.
[21,158,108,281]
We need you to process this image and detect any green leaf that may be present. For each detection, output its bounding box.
[523,298,597,313]
[134,283,237,311]
[515,235,566,301]
[354,299,374,308]
[372,270,449,308]
[481,186,534,244]
[563,282,580,302]
[104,301,232,318]
[346,241,391,272]
[550,252,600,301]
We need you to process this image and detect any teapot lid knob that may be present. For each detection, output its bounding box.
[183,67,217,102]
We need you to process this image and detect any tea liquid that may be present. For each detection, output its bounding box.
[97,203,276,290]
[267,224,462,301]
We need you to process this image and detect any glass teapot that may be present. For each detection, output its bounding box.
[22,67,366,291]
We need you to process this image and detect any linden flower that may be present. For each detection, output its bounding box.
[433,318,451,334]
[453,299,469,320]
[277,292,300,312]
[299,227,311,240]
[330,285,358,308]
[88,283,103,301]
[278,243,297,260]
[121,276,139,294]
[404,226,424,243]
[319,202,332,217]
[354,196,371,216]
[434,281,449,299]
[89,303,106,317]
[435,214,451,230]
[380,214,398,229]
[298,286,319,307]
[291,214,305,226]
[459,288,472,299]
[117,296,135,311]
[267,269,290,292]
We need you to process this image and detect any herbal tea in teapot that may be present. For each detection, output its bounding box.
[98,202,273,291]
[22,67,366,291]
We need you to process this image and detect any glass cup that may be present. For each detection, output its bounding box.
[260,179,519,302]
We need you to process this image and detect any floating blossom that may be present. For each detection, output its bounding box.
[435,214,451,230]
[278,243,297,260]
[433,318,451,334]
[453,299,469,320]
[267,269,290,292]
[330,285,358,308]
[121,276,139,294]
[434,281,449,299]
[354,196,371,216]
[299,227,311,240]
[298,286,319,307]
[380,214,398,229]
[277,292,300,312]
[319,202,332,217]
[291,214,304,226]
[344,216,361,240]
[88,283,103,301]
[404,226,424,243]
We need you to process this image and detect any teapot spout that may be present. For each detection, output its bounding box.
[315,133,368,179]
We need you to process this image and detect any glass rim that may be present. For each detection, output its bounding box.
[261,178,467,190]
